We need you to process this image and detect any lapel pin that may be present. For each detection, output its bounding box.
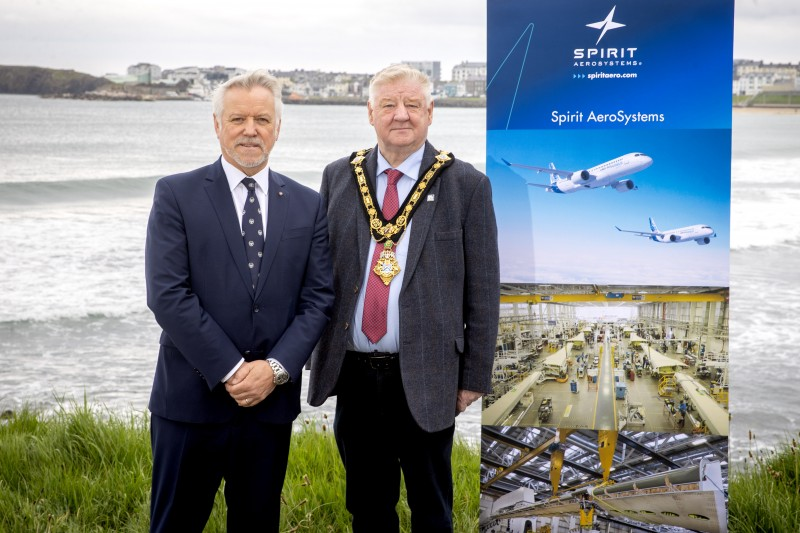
[278,191,284,196]
[427,194,435,202]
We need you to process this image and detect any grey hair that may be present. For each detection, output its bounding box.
[212,69,283,127]
[368,64,432,106]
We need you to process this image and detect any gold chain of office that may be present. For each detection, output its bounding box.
[350,148,453,244]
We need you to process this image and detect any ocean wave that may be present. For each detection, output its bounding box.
[0,176,159,206]
[734,179,800,192]
[731,237,800,253]
[0,307,151,327]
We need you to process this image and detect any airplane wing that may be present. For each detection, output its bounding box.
[501,158,573,179]
[527,183,553,189]
[614,226,662,237]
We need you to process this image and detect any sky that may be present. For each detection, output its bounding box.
[488,129,731,286]
[0,0,797,78]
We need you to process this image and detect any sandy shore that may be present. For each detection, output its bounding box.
[733,106,800,114]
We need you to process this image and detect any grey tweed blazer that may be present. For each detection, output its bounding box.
[308,141,500,433]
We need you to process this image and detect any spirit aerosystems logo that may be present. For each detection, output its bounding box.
[573,5,642,77]
[586,6,625,45]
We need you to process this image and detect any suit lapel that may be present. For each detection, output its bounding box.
[254,170,287,299]
[204,159,254,294]
[401,142,442,292]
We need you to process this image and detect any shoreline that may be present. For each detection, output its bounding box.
[37,92,487,108]
[19,93,800,113]
[732,105,800,114]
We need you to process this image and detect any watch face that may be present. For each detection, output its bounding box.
[269,360,289,385]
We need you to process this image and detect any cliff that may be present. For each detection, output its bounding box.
[0,66,109,95]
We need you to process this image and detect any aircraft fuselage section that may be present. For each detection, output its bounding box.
[503,152,653,194]
[654,225,716,244]
[550,153,651,193]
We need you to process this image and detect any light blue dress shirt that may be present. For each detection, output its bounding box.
[350,144,425,353]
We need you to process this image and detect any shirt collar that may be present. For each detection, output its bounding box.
[376,143,426,180]
[220,157,271,193]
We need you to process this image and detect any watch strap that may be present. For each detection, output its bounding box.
[267,358,289,385]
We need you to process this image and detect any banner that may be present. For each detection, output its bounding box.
[481,2,733,531]
[487,0,732,285]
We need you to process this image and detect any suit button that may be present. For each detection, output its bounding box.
[253,306,260,313]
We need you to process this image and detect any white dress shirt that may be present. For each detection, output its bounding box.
[350,144,425,353]
[221,157,270,233]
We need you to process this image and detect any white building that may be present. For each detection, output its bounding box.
[162,66,204,84]
[451,61,487,96]
[452,61,487,82]
[733,60,799,95]
[127,63,162,83]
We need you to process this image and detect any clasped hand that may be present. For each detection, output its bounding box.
[225,360,276,407]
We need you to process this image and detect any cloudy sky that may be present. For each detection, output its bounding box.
[0,0,796,77]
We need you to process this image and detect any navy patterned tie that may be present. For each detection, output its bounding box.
[241,177,264,290]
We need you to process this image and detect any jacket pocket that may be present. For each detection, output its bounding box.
[282,226,311,240]
[436,229,462,241]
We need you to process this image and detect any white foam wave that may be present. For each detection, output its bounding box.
[731,158,800,250]
[0,200,151,322]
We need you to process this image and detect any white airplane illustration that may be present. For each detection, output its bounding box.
[501,152,653,194]
[615,217,717,245]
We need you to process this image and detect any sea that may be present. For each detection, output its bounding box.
[0,95,486,440]
[0,95,798,457]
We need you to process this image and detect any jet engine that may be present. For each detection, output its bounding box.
[669,234,681,242]
[696,237,711,245]
[573,170,591,183]
[613,179,635,192]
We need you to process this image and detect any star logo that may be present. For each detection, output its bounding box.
[586,6,626,45]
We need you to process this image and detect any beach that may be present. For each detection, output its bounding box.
[0,94,798,455]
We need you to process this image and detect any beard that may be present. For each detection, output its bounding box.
[227,136,270,169]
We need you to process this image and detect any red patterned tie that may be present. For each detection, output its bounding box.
[361,169,403,343]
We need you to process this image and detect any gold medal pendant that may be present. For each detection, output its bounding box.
[373,241,401,286]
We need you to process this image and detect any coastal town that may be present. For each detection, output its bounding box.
[95,60,488,104]
[733,59,800,106]
[1,58,798,108]
[99,58,800,107]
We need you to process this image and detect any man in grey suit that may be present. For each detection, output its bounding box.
[308,64,500,532]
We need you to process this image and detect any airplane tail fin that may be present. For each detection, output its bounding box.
[549,163,557,185]
[648,217,659,242]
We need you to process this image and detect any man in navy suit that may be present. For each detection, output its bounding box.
[145,70,334,533]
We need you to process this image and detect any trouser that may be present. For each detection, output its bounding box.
[334,352,455,533]
[150,413,292,533]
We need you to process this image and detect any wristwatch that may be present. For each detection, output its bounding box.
[267,358,290,385]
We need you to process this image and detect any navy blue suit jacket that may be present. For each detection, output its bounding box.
[145,158,334,424]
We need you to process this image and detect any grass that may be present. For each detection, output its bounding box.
[17,402,800,532]
[0,402,479,532]
[734,91,800,107]
[729,431,800,532]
